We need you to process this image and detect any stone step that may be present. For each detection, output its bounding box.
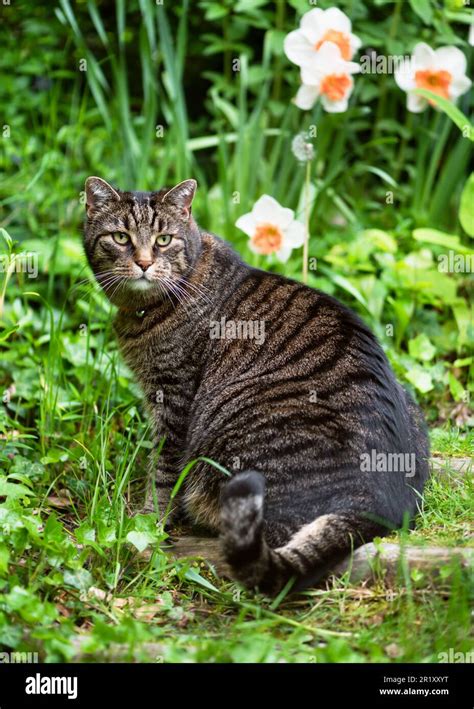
[167,536,473,584]
[430,456,472,475]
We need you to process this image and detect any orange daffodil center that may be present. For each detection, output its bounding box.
[315,30,351,60]
[251,223,284,255]
[285,12,472,115]
[296,41,360,113]
[283,8,361,113]
[394,42,471,113]
[235,195,306,264]
[414,69,452,100]
[319,73,352,101]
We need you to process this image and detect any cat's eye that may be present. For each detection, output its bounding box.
[156,234,173,247]
[113,232,130,245]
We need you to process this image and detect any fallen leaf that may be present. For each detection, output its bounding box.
[86,586,110,602]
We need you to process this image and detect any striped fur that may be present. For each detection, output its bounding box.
[83,177,430,595]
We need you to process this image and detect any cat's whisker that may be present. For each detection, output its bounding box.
[178,273,213,297]
[165,276,212,313]
[164,278,197,303]
[156,281,170,309]
[176,278,213,306]
[107,276,130,301]
[98,279,123,295]
[179,273,211,293]
[70,279,109,298]
[70,275,109,292]
[159,279,181,316]
[161,278,189,312]
[160,277,204,322]
[70,269,124,296]
[160,277,199,324]
[89,274,125,301]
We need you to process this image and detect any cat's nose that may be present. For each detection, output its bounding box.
[135,259,153,272]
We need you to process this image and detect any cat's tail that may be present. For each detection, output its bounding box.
[219,471,379,595]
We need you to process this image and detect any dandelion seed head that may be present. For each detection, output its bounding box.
[291,132,315,163]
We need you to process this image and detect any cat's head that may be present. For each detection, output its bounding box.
[83,177,201,306]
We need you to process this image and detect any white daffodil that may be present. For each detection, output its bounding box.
[284,7,362,68]
[394,42,472,112]
[294,41,360,113]
[235,195,305,263]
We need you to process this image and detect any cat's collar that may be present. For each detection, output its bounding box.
[118,305,148,319]
[118,297,169,320]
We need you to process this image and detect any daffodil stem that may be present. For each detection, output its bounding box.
[372,0,402,139]
[302,160,311,285]
[395,111,413,182]
[421,114,450,213]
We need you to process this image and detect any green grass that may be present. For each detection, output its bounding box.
[430,427,474,457]
[0,454,471,663]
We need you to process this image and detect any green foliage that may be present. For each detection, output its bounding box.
[0,454,471,662]
[0,0,473,662]
[459,173,474,237]
[1,0,472,416]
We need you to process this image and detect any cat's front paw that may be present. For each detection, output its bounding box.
[163,505,185,531]
[163,518,175,535]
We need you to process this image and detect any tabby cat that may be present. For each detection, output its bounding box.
[83,176,429,594]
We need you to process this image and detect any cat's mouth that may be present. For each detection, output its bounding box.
[100,267,174,300]
[128,275,155,291]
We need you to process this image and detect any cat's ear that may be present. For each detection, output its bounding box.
[85,177,120,216]
[162,179,196,218]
